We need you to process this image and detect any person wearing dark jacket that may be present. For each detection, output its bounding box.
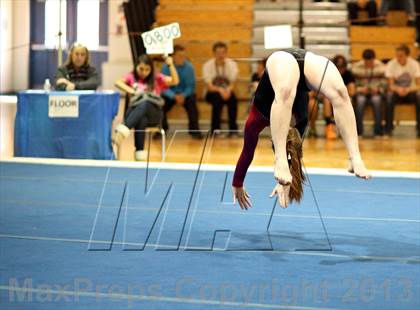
[54,42,99,91]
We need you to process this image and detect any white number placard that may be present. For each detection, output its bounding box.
[264,25,293,50]
[48,95,79,118]
[141,23,181,55]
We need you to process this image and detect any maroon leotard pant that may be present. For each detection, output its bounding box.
[232,104,270,187]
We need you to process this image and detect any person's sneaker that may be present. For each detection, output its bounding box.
[325,124,337,139]
[135,150,148,161]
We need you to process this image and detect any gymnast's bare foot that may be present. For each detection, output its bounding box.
[348,158,372,179]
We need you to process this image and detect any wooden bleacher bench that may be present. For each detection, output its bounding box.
[385,10,409,27]
[156,10,252,25]
[393,105,416,122]
[363,104,416,124]
[350,26,417,61]
[168,26,252,42]
[175,41,251,58]
[166,99,251,126]
[350,26,415,44]
[159,0,254,9]
[352,44,418,62]
[195,78,252,101]
[191,60,251,77]
[156,0,253,126]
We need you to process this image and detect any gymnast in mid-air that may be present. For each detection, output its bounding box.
[232,49,372,210]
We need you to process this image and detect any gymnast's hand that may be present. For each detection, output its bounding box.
[232,186,252,210]
[270,183,290,208]
[348,158,372,180]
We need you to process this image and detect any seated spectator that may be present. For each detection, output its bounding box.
[352,49,386,138]
[55,42,99,91]
[347,0,378,25]
[250,58,266,95]
[308,55,355,139]
[379,0,416,26]
[384,44,420,137]
[161,45,202,139]
[203,41,239,136]
[113,54,179,160]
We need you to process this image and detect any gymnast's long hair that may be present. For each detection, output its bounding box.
[286,128,305,203]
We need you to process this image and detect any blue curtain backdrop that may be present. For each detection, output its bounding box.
[29,0,109,88]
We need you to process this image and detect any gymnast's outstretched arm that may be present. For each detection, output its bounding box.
[232,105,269,209]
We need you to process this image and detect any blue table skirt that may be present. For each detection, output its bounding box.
[14,91,120,160]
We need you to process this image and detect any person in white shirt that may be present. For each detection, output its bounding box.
[352,49,386,137]
[202,42,239,136]
[384,44,420,137]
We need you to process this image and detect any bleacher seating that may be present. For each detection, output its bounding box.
[253,0,350,59]
[155,0,253,124]
[350,26,417,61]
[156,0,253,98]
[155,0,418,128]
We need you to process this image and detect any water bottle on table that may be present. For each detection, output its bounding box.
[43,78,51,92]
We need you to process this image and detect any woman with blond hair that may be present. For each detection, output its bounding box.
[232,49,371,210]
[55,42,99,91]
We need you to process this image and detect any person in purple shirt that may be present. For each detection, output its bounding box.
[161,45,202,139]
[232,49,371,210]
